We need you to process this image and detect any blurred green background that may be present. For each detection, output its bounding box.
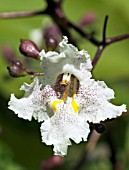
[0,0,129,170]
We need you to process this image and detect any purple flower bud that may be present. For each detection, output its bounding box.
[45,37,58,51]
[41,155,64,170]
[78,12,97,28]
[43,24,62,50]
[7,60,27,77]
[2,45,16,63]
[44,25,61,41]
[19,39,40,60]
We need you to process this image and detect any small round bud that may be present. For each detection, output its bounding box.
[45,37,58,51]
[44,24,61,50]
[19,39,40,60]
[95,123,105,134]
[7,60,26,77]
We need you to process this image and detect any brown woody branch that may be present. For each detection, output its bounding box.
[0,9,46,18]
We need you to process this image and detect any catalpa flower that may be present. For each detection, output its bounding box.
[8,36,126,156]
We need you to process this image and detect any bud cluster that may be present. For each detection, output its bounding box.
[6,39,46,77]
[7,60,44,78]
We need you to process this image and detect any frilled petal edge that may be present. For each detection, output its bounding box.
[77,79,127,123]
[8,78,50,122]
[40,103,90,156]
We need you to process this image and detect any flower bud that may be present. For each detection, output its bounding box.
[7,60,27,77]
[95,123,105,134]
[19,39,40,60]
[44,24,61,50]
[2,45,16,63]
[78,12,97,27]
[41,155,64,170]
[45,37,58,51]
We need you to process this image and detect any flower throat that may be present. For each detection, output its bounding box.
[52,73,79,114]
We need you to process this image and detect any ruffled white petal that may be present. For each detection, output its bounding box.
[41,102,90,156]
[40,36,92,85]
[77,79,127,123]
[9,94,34,120]
[8,78,53,122]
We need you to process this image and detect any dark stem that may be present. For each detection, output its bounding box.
[67,22,100,46]
[103,15,108,42]
[106,34,129,45]
[0,9,46,18]
[46,0,100,46]
[92,14,129,68]
[45,0,79,47]
[92,33,129,68]
[26,70,44,76]
[92,45,105,68]
[92,16,108,68]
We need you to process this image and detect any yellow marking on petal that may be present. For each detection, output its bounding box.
[72,92,76,100]
[51,99,63,112]
[71,100,79,114]
[71,78,79,114]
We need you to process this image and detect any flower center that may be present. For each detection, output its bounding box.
[51,73,79,114]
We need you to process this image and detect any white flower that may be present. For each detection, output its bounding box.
[8,36,127,156]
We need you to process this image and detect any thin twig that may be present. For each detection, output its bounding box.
[103,15,108,42]
[73,130,101,170]
[68,21,100,46]
[92,16,108,68]
[106,34,129,45]
[46,0,100,46]
[92,45,105,68]
[92,33,129,68]
[0,9,46,19]
[92,15,129,68]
